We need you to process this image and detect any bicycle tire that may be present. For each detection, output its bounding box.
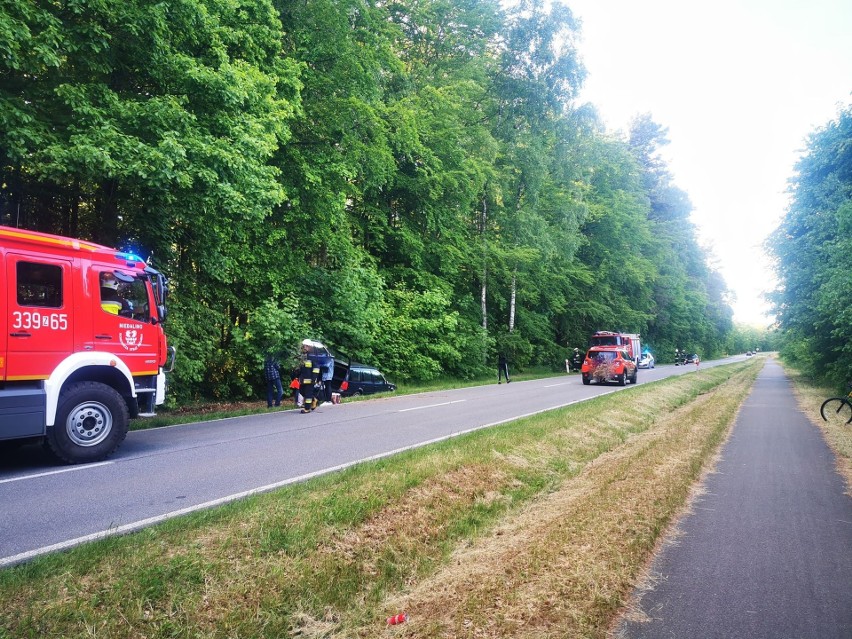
[820,397,852,424]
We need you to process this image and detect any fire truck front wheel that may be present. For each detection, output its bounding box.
[47,382,130,464]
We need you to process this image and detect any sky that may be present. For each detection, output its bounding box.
[565,0,852,326]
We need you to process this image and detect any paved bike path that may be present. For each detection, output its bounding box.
[617,359,852,639]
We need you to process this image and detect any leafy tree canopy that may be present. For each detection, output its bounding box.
[0,0,736,401]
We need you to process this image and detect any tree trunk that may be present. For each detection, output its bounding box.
[481,275,487,331]
[63,188,80,238]
[509,268,517,332]
[480,195,488,331]
[95,179,119,246]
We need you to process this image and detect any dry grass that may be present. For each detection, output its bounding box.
[342,366,759,638]
[0,361,762,639]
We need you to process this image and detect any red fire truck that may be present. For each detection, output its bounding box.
[0,226,175,463]
[589,331,642,363]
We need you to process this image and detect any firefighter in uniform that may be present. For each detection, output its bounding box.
[100,274,129,315]
[299,343,322,413]
[570,347,583,372]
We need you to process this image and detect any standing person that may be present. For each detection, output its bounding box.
[498,353,511,384]
[321,355,335,405]
[264,352,283,408]
[571,347,583,372]
[298,343,321,413]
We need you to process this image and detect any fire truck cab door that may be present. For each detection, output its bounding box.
[90,268,158,375]
[5,254,74,380]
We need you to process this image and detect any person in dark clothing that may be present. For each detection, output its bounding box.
[264,353,283,407]
[570,347,583,372]
[498,353,511,384]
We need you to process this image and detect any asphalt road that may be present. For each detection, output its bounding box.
[0,357,720,567]
[616,359,852,639]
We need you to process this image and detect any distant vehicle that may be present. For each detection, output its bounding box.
[684,353,700,364]
[590,331,642,364]
[638,352,655,369]
[746,351,753,356]
[333,362,396,397]
[581,347,638,386]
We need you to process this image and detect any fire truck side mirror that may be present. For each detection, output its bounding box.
[157,304,168,323]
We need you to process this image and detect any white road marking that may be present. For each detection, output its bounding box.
[0,461,113,485]
[399,399,466,412]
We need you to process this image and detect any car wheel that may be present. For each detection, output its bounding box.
[631,369,638,384]
[46,382,129,464]
[619,372,627,386]
[582,376,590,385]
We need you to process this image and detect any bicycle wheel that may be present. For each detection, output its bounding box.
[820,397,852,425]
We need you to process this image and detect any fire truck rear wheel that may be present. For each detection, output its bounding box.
[47,382,130,464]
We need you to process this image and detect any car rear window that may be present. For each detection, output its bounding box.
[589,350,616,361]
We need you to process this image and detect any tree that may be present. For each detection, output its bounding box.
[0,0,301,401]
[481,0,588,365]
[626,114,733,360]
[0,0,740,401]
[768,105,852,387]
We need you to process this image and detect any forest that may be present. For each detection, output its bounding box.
[769,105,852,390]
[1,0,749,403]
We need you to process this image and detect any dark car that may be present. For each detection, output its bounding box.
[332,361,396,397]
[684,353,700,364]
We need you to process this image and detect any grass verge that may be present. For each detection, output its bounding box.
[0,360,761,639]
